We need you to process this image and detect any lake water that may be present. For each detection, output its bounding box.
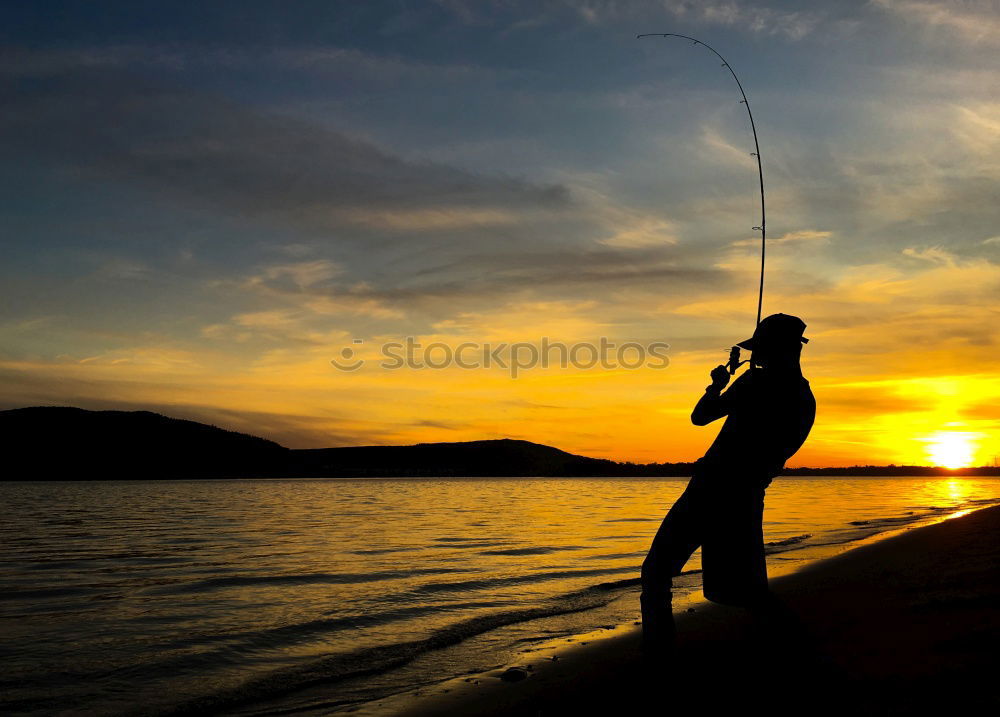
[3,476,1000,715]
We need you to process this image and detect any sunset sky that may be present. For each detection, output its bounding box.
[2,1,998,467]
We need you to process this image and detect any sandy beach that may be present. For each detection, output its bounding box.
[357,504,1000,716]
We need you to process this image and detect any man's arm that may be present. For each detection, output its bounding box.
[691,364,735,426]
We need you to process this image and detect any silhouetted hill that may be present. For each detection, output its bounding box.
[0,407,695,479]
[2,406,998,479]
[291,439,631,477]
[1,406,289,479]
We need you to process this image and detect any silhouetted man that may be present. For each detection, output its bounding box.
[640,313,816,650]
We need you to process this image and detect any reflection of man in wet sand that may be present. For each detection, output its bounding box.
[640,313,816,650]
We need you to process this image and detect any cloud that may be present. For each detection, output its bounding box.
[599,218,678,248]
[428,299,605,341]
[568,187,680,248]
[760,94,1000,263]
[333,207,520,231]
[214,245,729,329]
[437,0,824,40]
[872,0,1000,46]
[731,229,831,247]
[0,63,568,236]
[232,310,300,331]
[303,295,406,320]
[700,127,759,171]
[250,261,342,289]
[94,258,153,280]
[902,246,957,266]
[0,43,503,84]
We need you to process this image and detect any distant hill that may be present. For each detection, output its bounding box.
[1,406,289,479]
[2,406,997,479]
[291,439,629,477]
[0,406,696,479]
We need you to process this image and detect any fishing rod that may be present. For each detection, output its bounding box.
[637,33,766,375]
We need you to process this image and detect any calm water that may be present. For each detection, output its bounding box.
[2,476,1000,715]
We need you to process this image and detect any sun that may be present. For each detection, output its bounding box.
[925,432,976,470]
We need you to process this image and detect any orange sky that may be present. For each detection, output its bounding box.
[4,254,1000,468]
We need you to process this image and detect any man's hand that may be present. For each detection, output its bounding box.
[693,365,732,424]
[709,364,730,392]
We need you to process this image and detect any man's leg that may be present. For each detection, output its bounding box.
[702,488,768,607]
[640,487,702,651]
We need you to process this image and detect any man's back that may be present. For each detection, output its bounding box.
[696,368,815,480]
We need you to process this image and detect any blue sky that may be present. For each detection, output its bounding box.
[2,1,998,464]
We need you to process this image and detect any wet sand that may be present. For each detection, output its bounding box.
[357,504,1000,716]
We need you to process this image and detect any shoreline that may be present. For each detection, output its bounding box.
[354,504,1000,716]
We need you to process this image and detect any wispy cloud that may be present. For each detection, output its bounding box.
[437,0,825,39]
[731,229,831,247]
[903,246,958,266]
[0,63,568,237]
[872,0,1000,45]
[249,261,342,290]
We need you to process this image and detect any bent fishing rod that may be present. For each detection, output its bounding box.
[637,33,766,375]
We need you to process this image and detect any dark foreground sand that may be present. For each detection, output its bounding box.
[357,504,1000,716]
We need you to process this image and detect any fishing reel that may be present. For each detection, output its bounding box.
[727,345,750,375]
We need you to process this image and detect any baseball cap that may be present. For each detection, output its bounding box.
[736,313,809,351]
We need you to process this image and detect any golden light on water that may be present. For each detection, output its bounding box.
[924,431,977,470]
